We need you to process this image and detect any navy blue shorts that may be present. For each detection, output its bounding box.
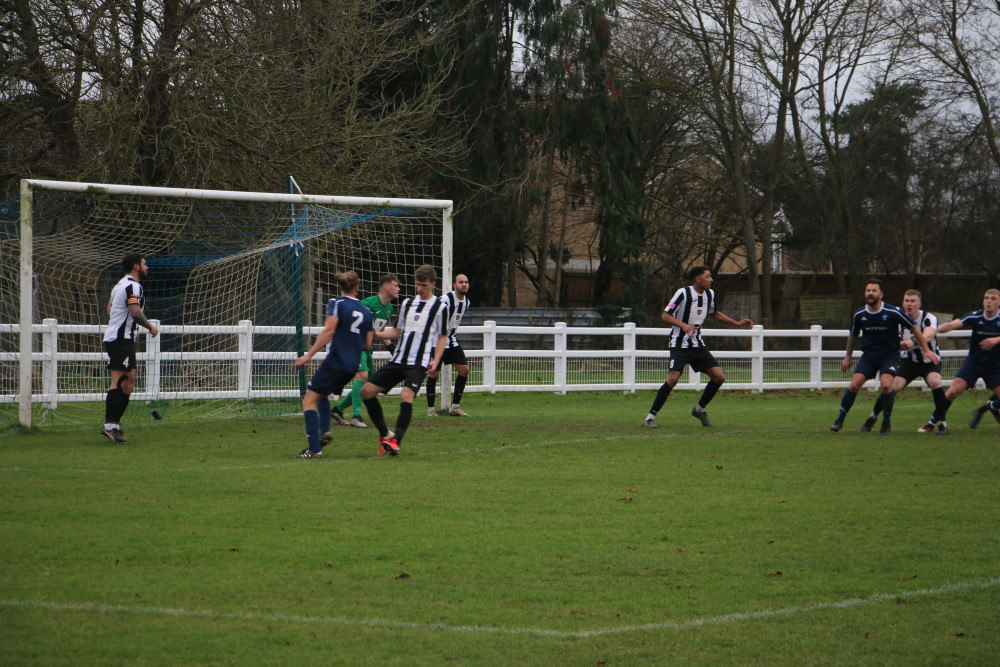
[854,354,899,380]
[307,362,355,397]
[368,362,428,394]
[955,359,1000,390]
[669,346,719,374]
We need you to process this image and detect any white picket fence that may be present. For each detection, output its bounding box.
[1,319,973,418]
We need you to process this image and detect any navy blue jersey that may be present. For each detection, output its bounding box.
[957,309,1000,367]
[323,296,373,372]
[849,303,915,359]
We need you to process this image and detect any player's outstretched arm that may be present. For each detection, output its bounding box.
[295,314,338,368]
[936,318,963,335]
[711,311,753,327]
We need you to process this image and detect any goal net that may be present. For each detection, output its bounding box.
[1,180,452,428]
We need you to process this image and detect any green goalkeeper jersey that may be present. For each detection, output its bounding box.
[361,294,394,333]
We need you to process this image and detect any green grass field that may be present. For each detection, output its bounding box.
[2,390,998,665]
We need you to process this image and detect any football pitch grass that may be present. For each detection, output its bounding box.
[2,390,998,665]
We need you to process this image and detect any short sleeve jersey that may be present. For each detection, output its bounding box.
[849,303,915,359]
[361,294,394,333]
[439,291,470,349]
[103,275,144,342]
[956,309,1000,367]
[902,309,940,363]
[389,295,449,368]
[663,286,715,349]
[323,296,374,372]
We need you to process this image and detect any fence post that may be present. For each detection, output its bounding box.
[146,319,161,403]
[238,320,253,398]
[810,325,823,389]
[483,320,497,394]
[41,318,58,409]
[622,322,636,393]
[554,322,567,394]
[751,324,764,392]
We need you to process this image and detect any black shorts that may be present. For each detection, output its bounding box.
[104,339,137,373]
[368,362,429,394]
[441,345,468,366]
[307,362,355,398]
[669,346,719,374]
[896,357,942,384]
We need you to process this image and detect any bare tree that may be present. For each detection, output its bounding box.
[0,0,459,195]
[901,0,1000,169]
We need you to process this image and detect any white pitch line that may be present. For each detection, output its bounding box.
[2,577,997,639]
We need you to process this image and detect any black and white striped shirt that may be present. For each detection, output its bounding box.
[664,286,715,349]
[389,295,448,367]
[903,309,940,363]
[103,275,144,342]
[439,291,470,349]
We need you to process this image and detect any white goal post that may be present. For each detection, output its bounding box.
[5,179,453,427]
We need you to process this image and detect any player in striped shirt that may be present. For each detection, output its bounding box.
[101,253,158,443]
[293,271,373,458]
[924,288,1000,434]
[830,279,939,434]
[426,273,471,417]
[859,289,946,434]
[361,264,449,456]
[642,266,754,429]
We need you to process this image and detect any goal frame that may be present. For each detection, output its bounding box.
[16,178,454,427]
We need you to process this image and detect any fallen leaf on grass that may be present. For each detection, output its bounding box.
[764,571,783,577]
[628,488,637,492]
[617,497,633,502]
[626,546,637,551]
[716,465,724,470]
[914,483,928,487]
[899,574,918,581]
[677,547,686,552]
[395,572,410,580]
[229,548,240,552]
[954,632,965,638]
[571,609,585,615]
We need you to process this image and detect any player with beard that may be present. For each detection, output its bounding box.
[859,289,946,433]
[426,273,472,417]
[101,253,159,443]
[830,279,939,435]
